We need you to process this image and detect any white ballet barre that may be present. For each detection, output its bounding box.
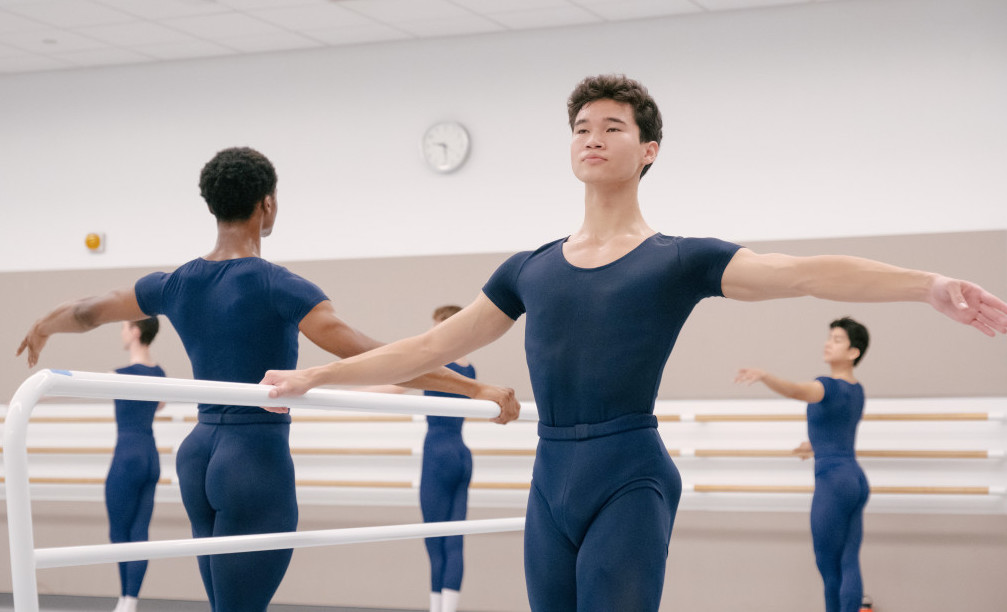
[34,517,525,569]
[5,369,535,612]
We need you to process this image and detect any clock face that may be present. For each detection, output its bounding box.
[421,121,470,173]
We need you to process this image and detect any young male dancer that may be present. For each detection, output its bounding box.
[17,147,518,612]
[262,75,1007,611]
[737,317,872,612]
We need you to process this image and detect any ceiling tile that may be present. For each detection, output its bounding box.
[488,6,602,29]
[394,15,505,37]
[77,21,203,47]
[132,39,237,61]
[216,0,330,9]
[216,30,324,53]
[163,11,293,39]
[574,0,702,20]
[450,0,576,12]
[692,0,810,10]
[302,23,411,46]
[0,9,50,34]
[55,46,152,67]
[92,0,230,20]
[340,0,473,24]
[248,4,376,31]
[2,28,108,53]
[5,0,134,28]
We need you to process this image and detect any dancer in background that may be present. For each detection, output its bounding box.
[736,317,871,612]
[108,317,165,612]
[363,305,475,612]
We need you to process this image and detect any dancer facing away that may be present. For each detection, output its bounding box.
[736,317,872,612]
[108,317,165,612]
[420,305,475,612]
[262,74,1007,612]
[361,305,475,612]
[16,147,519,612]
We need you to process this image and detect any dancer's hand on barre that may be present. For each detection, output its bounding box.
[262,367,322,399]
[473,383,520,424]
[793,441,813,460]
[927,275,1007,337]
[261,367,521,424]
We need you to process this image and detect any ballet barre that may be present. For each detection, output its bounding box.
[18,410,1000,424]
[674,448,1003,459]
[686,484,1007,495]
[33,517,524,570]
[671,412,1004,422]
[5,445,1000,460]
[5,369,533,612]
[8,475,1003,496]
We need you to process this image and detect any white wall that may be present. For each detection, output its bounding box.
[1,0,1004,273]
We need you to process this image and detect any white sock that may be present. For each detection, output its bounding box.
[112,597,125,612]
[120,596,138,612]
[429,591,442,612]
[442,589,460,612]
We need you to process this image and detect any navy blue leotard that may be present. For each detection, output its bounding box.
[135,257,326,612]
[808,376,870,612]
[421,361,476,594]
[483,234,740,612]
[106,362,165,598]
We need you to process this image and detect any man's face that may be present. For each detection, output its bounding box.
[570,98,656,185]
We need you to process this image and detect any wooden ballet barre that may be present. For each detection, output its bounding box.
[296,479,413,488]
[183,414,415,423]
[470,482,532,490]
[290,447,413,456]
[0,446,174,455]
[8,446,992,459]
[24,416,174,424]
[689,484,1001,495]
[683,412,998,422]
[680,449,998,459]
[470,448,537,456]
[0,476,172,485]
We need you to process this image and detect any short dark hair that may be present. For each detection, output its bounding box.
[131,317,160,346]
[567,74,663,178]
[199,147,277,222]
[432,305,463,323]
[831,317,869,366]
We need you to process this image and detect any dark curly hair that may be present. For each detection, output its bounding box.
[199,147,277,222]
[830,317,870,366]
[567,74,663,178]
[131,316,160,346]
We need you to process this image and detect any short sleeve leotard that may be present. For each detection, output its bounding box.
[134,257,327,612]
[482,234,740,611]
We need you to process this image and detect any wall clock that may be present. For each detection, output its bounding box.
[421,121,470,173]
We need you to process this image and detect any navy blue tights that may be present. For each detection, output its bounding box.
[105,432,159,597]
[420,428,472,592]
[523,424,680,612]
[176,420,297,612]
[811,457,870,612]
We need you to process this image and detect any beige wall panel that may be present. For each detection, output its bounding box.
[4,231,1004,403]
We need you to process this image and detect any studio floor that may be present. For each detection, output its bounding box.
[0,594,414,612]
